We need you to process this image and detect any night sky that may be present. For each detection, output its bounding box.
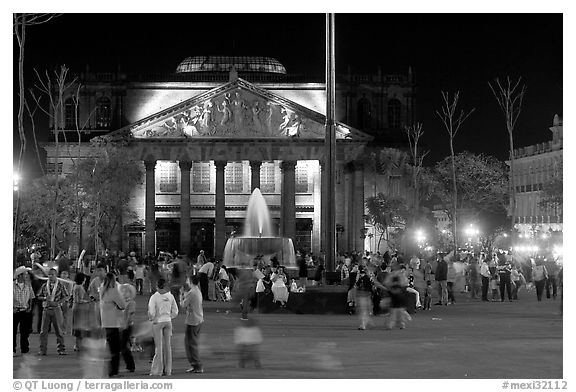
[13,13,563,175]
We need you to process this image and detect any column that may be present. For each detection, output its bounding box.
[250,160,262,192]
[312,161,322,255]
[352,161,365,253]
[144,160,156,256]
[281,161,297,242]
[214,161,227,258]
[320,161,326,253]
[179,161,192,256]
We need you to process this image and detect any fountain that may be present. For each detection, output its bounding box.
[223,188,296,268]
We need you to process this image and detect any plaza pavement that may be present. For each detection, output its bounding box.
[13,290,562,379]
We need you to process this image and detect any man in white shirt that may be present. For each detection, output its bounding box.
[480,257,491,302]
[198,259,214,301]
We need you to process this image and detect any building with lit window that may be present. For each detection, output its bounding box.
[43,56,415,258]
[510,114,563,235]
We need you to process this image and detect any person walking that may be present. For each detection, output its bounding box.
[99,272,127,377]
[468,259,481,299]
[180,275,204,373]
[148,278,178,376]
[14,267,35,356]
[197,259,214,301]
[532,259,548,301]
[118,284,136,373]
[355,267,374,330]
[434,255,448,306]
[88,264,107,338]
[134,263,146,296]
[37,268,69,356]
[71,272,91,352]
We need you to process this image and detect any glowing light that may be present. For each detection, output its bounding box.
[503,233,508,238]
[541,233,549,239]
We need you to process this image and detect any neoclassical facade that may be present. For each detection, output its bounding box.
[43,56,416,258]
[511,114,563,234]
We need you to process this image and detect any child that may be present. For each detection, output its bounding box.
[234,318,263,368]
[490,274,500,302]
[423,280,433,310]
[133,320,155,363]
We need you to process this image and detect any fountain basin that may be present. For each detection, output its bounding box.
[223,236,296,268]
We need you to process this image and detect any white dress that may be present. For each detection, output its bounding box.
[271,273,289,303]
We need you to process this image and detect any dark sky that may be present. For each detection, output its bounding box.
[14,13,563,174]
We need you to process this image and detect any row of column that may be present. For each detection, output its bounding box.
[143,160,298,258]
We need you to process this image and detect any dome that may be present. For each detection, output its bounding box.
[176,56,287,74]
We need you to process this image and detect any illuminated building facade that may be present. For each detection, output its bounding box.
[511,114,563,235]
[43,56,415,258]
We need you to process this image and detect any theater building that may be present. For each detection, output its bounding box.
[43,56,416,258]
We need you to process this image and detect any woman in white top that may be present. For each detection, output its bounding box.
[271,266,289,305]
[147,278,178,376]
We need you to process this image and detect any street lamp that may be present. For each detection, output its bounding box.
[13,171,22,268]
[415,229,426,247]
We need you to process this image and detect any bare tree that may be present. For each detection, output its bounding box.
[13,13,60,266]
[488,77,527,229]
[403,122,429,226]
[436,91,475,255]
[31,66,78,259]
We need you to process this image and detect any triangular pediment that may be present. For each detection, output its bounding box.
[104,78,372,142]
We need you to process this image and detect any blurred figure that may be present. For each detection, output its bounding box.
[532,259,548,301]
[148,278,178,376]
[355,267,374,330]
[99,272,126,377]
[13,266,35,356]
[385,271,412,329]
[81,337,108,378]
[118,284,136,373]
[180,275,204,373]
[234,318,263,368]
[134,263,146,295]
[59,270,73,334]
[468,259,480,299]
[71,272,91,352]
[238,264,262,320]
[88,264,107,338]
[511,266,524,300]
[37,268,69,355]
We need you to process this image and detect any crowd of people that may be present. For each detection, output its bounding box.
[12,248,265,377]
[13,246,563,376]
[333,249,563,330]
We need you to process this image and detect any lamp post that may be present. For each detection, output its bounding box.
[13,172,21,268]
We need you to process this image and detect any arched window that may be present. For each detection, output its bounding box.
[96,97,111,129]
[387,99,401,129]
[357,97,371,129]
[64,98,77,129]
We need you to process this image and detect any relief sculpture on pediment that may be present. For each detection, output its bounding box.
[132,88,327,139]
